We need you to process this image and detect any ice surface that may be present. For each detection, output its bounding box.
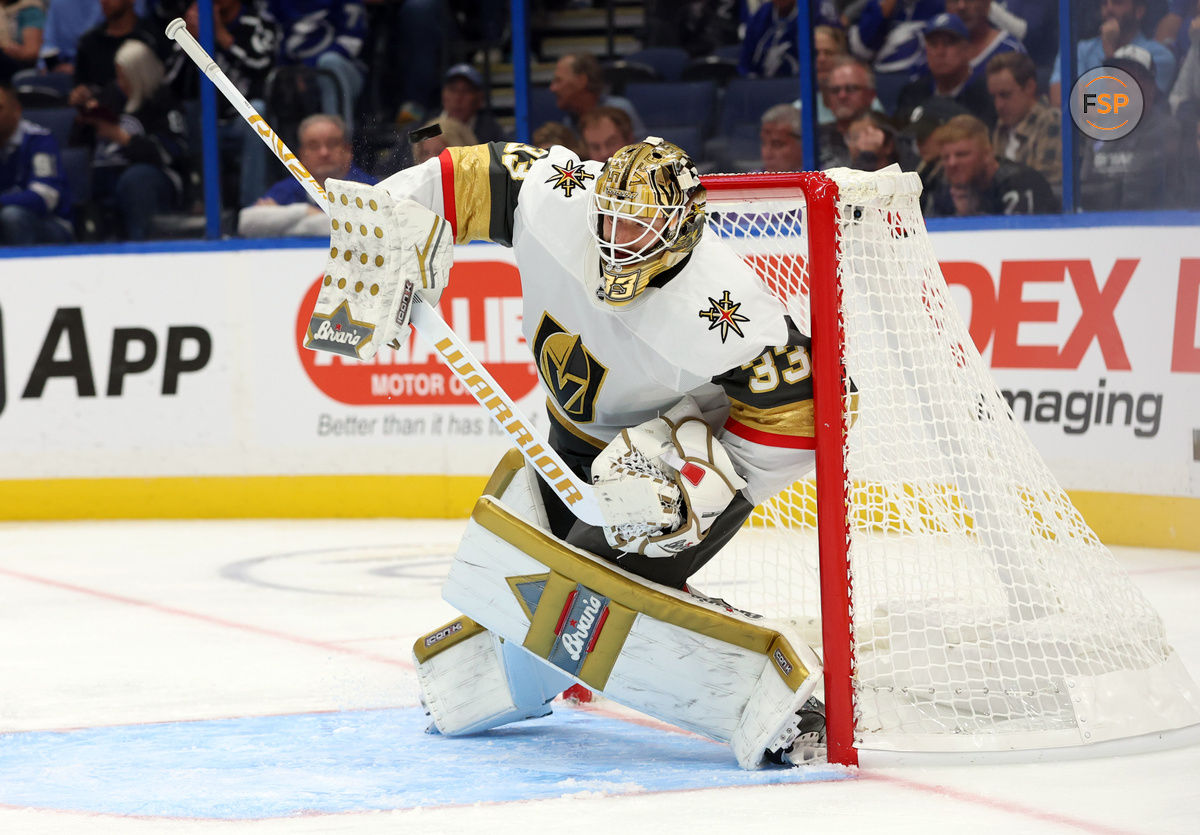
[0,519,1197,834]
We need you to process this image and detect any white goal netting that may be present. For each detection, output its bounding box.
[691,168,1200,755]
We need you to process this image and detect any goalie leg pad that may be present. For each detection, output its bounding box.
[305,179,452,361]
[440,452,822,769]
[413,615,572,736]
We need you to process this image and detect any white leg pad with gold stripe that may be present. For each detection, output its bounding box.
[413,615,573,736]
[435,450,823,769]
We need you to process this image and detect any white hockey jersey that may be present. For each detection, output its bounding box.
[379,142,817,502]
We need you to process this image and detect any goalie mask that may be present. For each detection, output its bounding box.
[587,137,706,306]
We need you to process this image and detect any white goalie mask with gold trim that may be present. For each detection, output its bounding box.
[587,137,706,306]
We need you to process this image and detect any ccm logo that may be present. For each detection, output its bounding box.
[423,621,464,647]
[773,648,793,676]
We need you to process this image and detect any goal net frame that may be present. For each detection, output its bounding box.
[696,168,1200,767]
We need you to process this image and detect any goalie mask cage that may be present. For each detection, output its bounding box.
[692,168,1200,766]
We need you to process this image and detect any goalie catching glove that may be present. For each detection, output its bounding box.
[592,397,747,557]
[305,179,452,362]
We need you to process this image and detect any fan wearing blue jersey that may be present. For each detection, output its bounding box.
[0,80,73,245]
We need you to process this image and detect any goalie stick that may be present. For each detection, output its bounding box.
[165,18,603,525]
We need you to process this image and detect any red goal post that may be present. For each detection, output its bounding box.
[696,169,1200,767]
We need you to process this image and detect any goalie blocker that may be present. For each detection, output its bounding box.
[413,449,824,769]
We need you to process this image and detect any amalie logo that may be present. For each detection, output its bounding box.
[294,260,540,405]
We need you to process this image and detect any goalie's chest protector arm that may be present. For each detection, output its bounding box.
[377,141,551,245]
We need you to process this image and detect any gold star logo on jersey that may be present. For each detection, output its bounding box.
[533,314,607,423]
[545,161,595,197]
[699,290,750,343]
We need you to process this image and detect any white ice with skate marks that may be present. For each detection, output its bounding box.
[0,518,1197,833]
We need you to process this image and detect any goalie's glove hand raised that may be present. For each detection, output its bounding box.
[307,180,453,361]
[592,399,747,558]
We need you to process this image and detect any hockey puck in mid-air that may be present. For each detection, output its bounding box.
[409,123,443,143]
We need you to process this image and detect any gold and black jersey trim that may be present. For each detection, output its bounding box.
[443,142,549,246]
[714,316,817,449]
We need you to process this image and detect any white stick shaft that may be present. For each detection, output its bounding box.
[164,18,604,525]
[166,17,325,206]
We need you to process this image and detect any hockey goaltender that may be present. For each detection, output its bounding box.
[312,137,832,768]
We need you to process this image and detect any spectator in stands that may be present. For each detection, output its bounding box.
[848,0,943,75]
[1051,0,1178,99]
[238,113,373,237]
[69,0,158,109]
[1079,44,1183,210]
[844,111,902,171]
[1,0,45,82]
[549,52,646,139]
[39,0,103,73]
[986,51,1060,198]
[1178,100,1200,205]
[896,95,970,212]
[532,120,585,156]
[270,1,367,130]
[164,0,278,209]
[643,0,739,58]
[579,106,633,162]
[927,113,1055,216]
[1169,11,1200,112]
[437,63,504,144]
[990,1,1058,67]
[944,0,1024,83]
[410,115,475,165]
[739,0,799,79]
[0,79,72,243]
[1156,0,1198,60]
[815,24,850,124]
[895,14,998,128]
[818,56,877,168]
[80,38,189,240]
[759,102,804,172]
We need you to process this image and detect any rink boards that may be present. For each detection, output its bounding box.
[0,223,1197,548]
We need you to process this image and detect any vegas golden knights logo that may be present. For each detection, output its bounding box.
[532,314,607,423]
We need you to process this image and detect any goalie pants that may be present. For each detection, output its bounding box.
[537,414,757,590]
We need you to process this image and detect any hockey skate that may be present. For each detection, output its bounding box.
[764,696,827,766]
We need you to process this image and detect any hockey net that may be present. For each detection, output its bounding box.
[690,168,1200,765]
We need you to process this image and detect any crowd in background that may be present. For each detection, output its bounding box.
[2,0,1199,245]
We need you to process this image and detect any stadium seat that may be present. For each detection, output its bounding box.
[872,70,911,116]
[715,77,800,138]
[60,146,91,206]
[681,56,740,86]
[603,60,660,94]
[59,146,100,240]
[626,47,690,82]
[12,69,72,107]
[714,43,742,62]
[263,66,344,152]
[24,107,77,147]
[528,86,562,132]
[624,80,718,136]
[655,125,703,158]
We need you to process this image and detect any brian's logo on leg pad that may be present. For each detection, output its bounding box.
[548,584,611,676]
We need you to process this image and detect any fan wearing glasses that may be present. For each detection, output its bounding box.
[817,56,879,169]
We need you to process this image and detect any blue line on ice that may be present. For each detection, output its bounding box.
[0,707,848,819]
